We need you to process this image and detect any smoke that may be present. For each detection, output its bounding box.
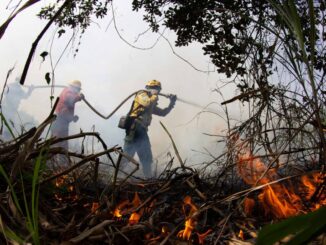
[0,1,241,174]
[0,79,38,140]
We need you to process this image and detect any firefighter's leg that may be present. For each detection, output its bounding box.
[120,129,137,176]
[123,139,137,161]
[52,116,69,150]
[137,130,153,178]
[50,117,69,168]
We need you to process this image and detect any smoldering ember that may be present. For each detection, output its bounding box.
[0,1,325,245]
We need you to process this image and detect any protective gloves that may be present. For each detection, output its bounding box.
[169,94,177,103]
[73,115,79,122]
[168,94,177,109]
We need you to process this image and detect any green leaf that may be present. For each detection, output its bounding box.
[0,165,23,215]
[31,154,44,244]
[45,72,51,85]
[0,112,15,138]
[58,29,66,37]
[257,206,326,245]
[0,218,24,244]
[308,0,316,67]
[288,0,305,55]
[40,51,48,62]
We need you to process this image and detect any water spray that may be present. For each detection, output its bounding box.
[24,85,66,89]
[159,93,217,113]
[160,93,205,109]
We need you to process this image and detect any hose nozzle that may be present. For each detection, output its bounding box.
[159,93,176,99]
[158,92,170,98]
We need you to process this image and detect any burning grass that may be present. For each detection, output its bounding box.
[238,151,326,219]
[0,104,325,244]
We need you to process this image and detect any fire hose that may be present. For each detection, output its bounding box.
[26,85,215,118]
[81,91,141,119]
[24,85,140,119]
[82,91,214,120]
[81,91,175,119]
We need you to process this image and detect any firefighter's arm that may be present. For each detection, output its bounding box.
[66,92,82,108]
[153,94,176,116]
[26,84,34,97]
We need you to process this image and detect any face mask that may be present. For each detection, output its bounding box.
[148,89,159,95]
[71,86,81,92]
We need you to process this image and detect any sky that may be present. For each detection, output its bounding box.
[0,0,242,172]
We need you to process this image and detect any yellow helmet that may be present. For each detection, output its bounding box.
[69,80,82,89]
[146,79,161,90]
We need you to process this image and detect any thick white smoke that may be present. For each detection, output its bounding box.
[0,1,240,176]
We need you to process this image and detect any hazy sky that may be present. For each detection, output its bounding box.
[0,0,241,168]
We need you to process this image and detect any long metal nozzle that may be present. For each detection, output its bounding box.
[159,92,211,110]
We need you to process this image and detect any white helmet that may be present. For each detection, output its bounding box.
[68,80,82,89]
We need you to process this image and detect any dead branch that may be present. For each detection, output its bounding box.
[40,146,118,184]
[0,0,41,39]
[221,88,266,105]
[20,0,72,85]
[69,220,115,243]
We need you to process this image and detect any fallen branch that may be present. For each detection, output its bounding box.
[70,220,115,243]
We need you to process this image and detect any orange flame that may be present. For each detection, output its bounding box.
[177,196,198,240]
[54,175,77,201]
[161,225,169,236]
[128,192,142,225]
[244,197,255,216]
[129,212,141,225]
[257,181,300,218]
[178,219,195,240]
[132,192,141,207]
[301,172,326,210]
[55,176,65,187]
[238,229,244,240]
[113,208,122,218]
[238,151,325,219]
[113,199,129,218]
[302,175,315,199]
[112,192,143,225]
[91,202,99,214]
